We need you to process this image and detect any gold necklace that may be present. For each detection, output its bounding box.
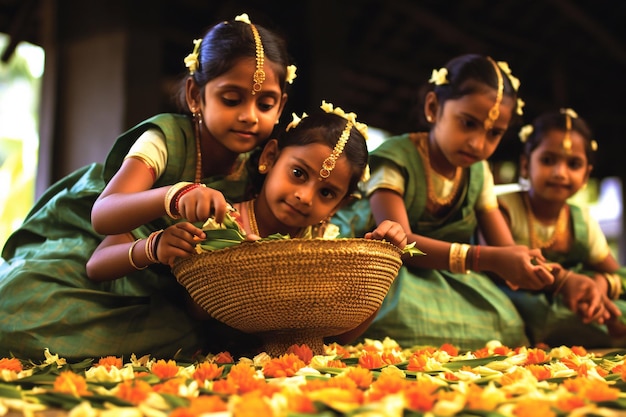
[416,135,463,207]
[524,193,568,249]
[247,199,260,236]
[193,113,203,183]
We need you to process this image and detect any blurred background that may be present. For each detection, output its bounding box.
[0,0,625,258]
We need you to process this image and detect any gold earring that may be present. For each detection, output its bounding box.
[426,114,434,123]
[258,163,267,173]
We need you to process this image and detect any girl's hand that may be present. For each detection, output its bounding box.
[484,245,553,290]
[176,186,229,223]
[559,272,609,324]
[156,222,205,266]
[364,220,408,249]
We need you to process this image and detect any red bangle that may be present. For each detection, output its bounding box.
[473,245,481,271]
[174,183,203,216]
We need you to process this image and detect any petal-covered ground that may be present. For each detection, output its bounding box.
[1,339,626,416]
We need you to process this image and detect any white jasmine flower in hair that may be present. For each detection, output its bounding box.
[286,65,297,84]
[560,108,579,118]
[183,39,202,74]
[286,112,308,131]
[497,61,521,91]
[516,98,525,116]
[519,124,533,143]
[234,13,251,24]
[429,67,448,85]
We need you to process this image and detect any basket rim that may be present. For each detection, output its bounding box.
[172,237,403,273]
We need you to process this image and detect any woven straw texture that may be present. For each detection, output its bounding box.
[172,238,402,339]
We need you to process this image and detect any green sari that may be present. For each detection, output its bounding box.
[332,133,529,351]
[0,114,258,361]
[498,191,626,348]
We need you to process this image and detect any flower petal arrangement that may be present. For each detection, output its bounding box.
[2,339,626,416]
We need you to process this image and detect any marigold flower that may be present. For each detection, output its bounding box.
[224,362,266,394]
[212,351,234,364]
[262,353,306,378]
[368,372,407,401]
[153,377,186,395]
[343,366,373,389]
[404,383,437,412]
[407,354,429,372]
[115,379,152,404]
[439,343,458,357]
[513,399,555,417]
[555,395,586,413]
[96,356,122,370]
[233,392,274,417]
[0,358,22,372]
[358,351,384,369]
[170,395,228,417]
[53,371,91,397]
[284,391,317,413]
[193,362,223,382]
[525,364,552,381]
[465,383,504,411]
[325,342,351,358]
[326,359,347,368]
[151,359,179,379]
[286,344,313,364]
[525,348,550,365]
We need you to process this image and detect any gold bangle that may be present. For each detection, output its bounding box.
[449,243,460,273]
[449,243,470,274]
[145,230,163,264]
[459,243,471,274]
[604,273,622,300]
[128,239,147,270]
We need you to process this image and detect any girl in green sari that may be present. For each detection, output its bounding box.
[332,54,554,351]
[498,109,626,347]
[0,13,294,361]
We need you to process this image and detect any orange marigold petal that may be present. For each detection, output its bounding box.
[0,358,22,372]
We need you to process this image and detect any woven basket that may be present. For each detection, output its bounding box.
[172,238,402,355]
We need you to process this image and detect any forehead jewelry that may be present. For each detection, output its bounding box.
[484,57,504,132]
[235,14,265,94]
[318,100,369,180]
[320,120,352,180]
[560,108,577,154]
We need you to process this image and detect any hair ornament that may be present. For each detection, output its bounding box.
[234,13,265,94]
[285,112,308,131]
[516,98,525,116]
[484,57,504,131]
[519,124,533,143]
[429,67,449,86]
[496,61,521,91]
[560,108,578,154]
[319,100,368,180]
[320,100,368,140]
[286,65,297,84]
[183,39,202,75]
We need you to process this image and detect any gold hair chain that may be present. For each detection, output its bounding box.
[484,57,504,131]
[249,24,265,94]
[319,120,352,180]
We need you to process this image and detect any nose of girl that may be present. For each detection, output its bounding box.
[295,186,314,206]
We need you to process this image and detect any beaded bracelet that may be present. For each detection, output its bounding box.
[174,183,205,217]
[128,239,147,270]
